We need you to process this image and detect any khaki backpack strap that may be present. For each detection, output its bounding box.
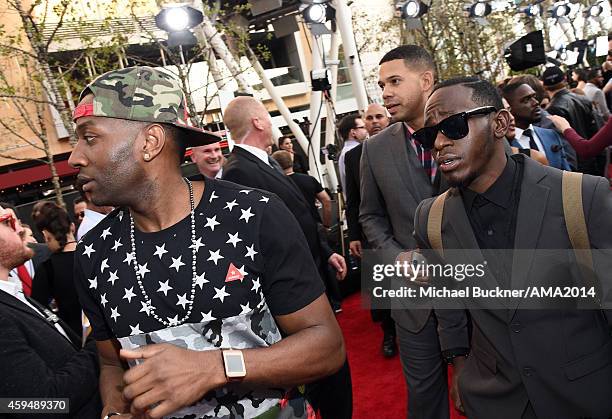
[562,171,593,272]
[427,191,448,258]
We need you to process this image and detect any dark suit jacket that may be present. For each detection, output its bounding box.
[0,291,101,418]
[359,123,464,343]
[414,155,612,419]
[222,146,331,265]
[344,143,363,243]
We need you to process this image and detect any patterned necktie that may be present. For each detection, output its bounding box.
[415,140,434,183]
[16,264,32,296]
[523,129,539,151]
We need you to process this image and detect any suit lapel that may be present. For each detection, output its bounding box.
[0,290,78,347]
[389,124,432,201]
[510,158,549,313]
[234,147,308,205]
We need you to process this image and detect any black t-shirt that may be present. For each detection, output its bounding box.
[289,172,323,223]
[73,176,325,418]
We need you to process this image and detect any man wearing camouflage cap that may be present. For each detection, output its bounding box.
[69,66,345,419]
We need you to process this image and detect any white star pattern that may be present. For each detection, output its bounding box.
[204,216,220,231]
[213,286,230,303]
[224,200,238,211]
[118,211,124,221]
[209,190,219,202]
[139,301,152,316]
[207,249,224,265]
[108,270,119,286]
[259,196,270,203]
[226,232,242,248]
[100,293,108,307]
[189,237,205,252]
[123,252,135,264]
[110,306,120,322]
[238,265,248,278]
[153,244,168,259]
[200,310,216,322]
[240,302,252,315]
[88,276,98,289]
[245,244,258,261]
[100,258,109,273]
[100,228,112,240]
[176,293,189,309]
[169,256,185,272]
[129,324,143,335]
[123,287,136,303]
[137,263,150,278]
[111,239,123,252]
[167,315,179,326]
[251,277,261,293]
[239,207,254,223]
[157,280,173,296]
[195,272,208,289]
[239,189,252,194]
[83,244,95,258]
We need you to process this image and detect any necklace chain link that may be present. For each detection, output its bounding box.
[129,178,197,328]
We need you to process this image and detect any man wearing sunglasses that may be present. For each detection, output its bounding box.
[0,205,102,416]
[360,45,469,419]
[413,77,612,418]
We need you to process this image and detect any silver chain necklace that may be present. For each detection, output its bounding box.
[129,178,197,327]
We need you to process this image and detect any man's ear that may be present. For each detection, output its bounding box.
[142,124,166,162]
[420,70,435,92]
[493,109,511,139]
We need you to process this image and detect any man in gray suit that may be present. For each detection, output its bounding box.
[360,45,469,418]
[414,77,612,418]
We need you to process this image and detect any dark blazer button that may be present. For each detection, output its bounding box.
[522,367,533,377]
[511,322,521,332]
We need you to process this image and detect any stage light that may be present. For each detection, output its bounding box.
[303,3,327,24]
[586,3,604,18]
[550,3,571,18]
[155,6,203,33]
[401,1,429,18]
[469,2,492,18]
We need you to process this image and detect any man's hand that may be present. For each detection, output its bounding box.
[449,356,467,414]
[395,250,429,286]
[328,253,347,281]
[120,344,227,418]
[349,241,362,258]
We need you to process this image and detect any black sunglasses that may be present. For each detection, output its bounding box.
[413,106,497,150]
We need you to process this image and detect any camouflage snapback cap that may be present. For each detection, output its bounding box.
[73,66,220,146]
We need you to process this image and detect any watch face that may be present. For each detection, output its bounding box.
[224,351,246,377]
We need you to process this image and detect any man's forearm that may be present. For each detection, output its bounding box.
[241,321,344,388]
[100,363,129,415]
[322,201,332,227]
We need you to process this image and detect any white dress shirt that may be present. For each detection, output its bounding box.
[0,279,70,340]
[338,139,360,197]
[77,209,107,241]
[514,124,545,152]
[234,144,272,167]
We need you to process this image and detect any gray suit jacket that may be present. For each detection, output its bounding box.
[359,122,464,343]
[414,155,612,419]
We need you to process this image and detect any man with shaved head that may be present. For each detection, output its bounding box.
[222,95,352,419]
[363,103,390,136]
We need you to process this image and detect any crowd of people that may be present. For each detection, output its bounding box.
[1,38,612,419]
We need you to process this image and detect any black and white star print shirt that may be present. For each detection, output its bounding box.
[74,176,325,418]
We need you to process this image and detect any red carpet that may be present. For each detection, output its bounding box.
[336,292,466,419]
